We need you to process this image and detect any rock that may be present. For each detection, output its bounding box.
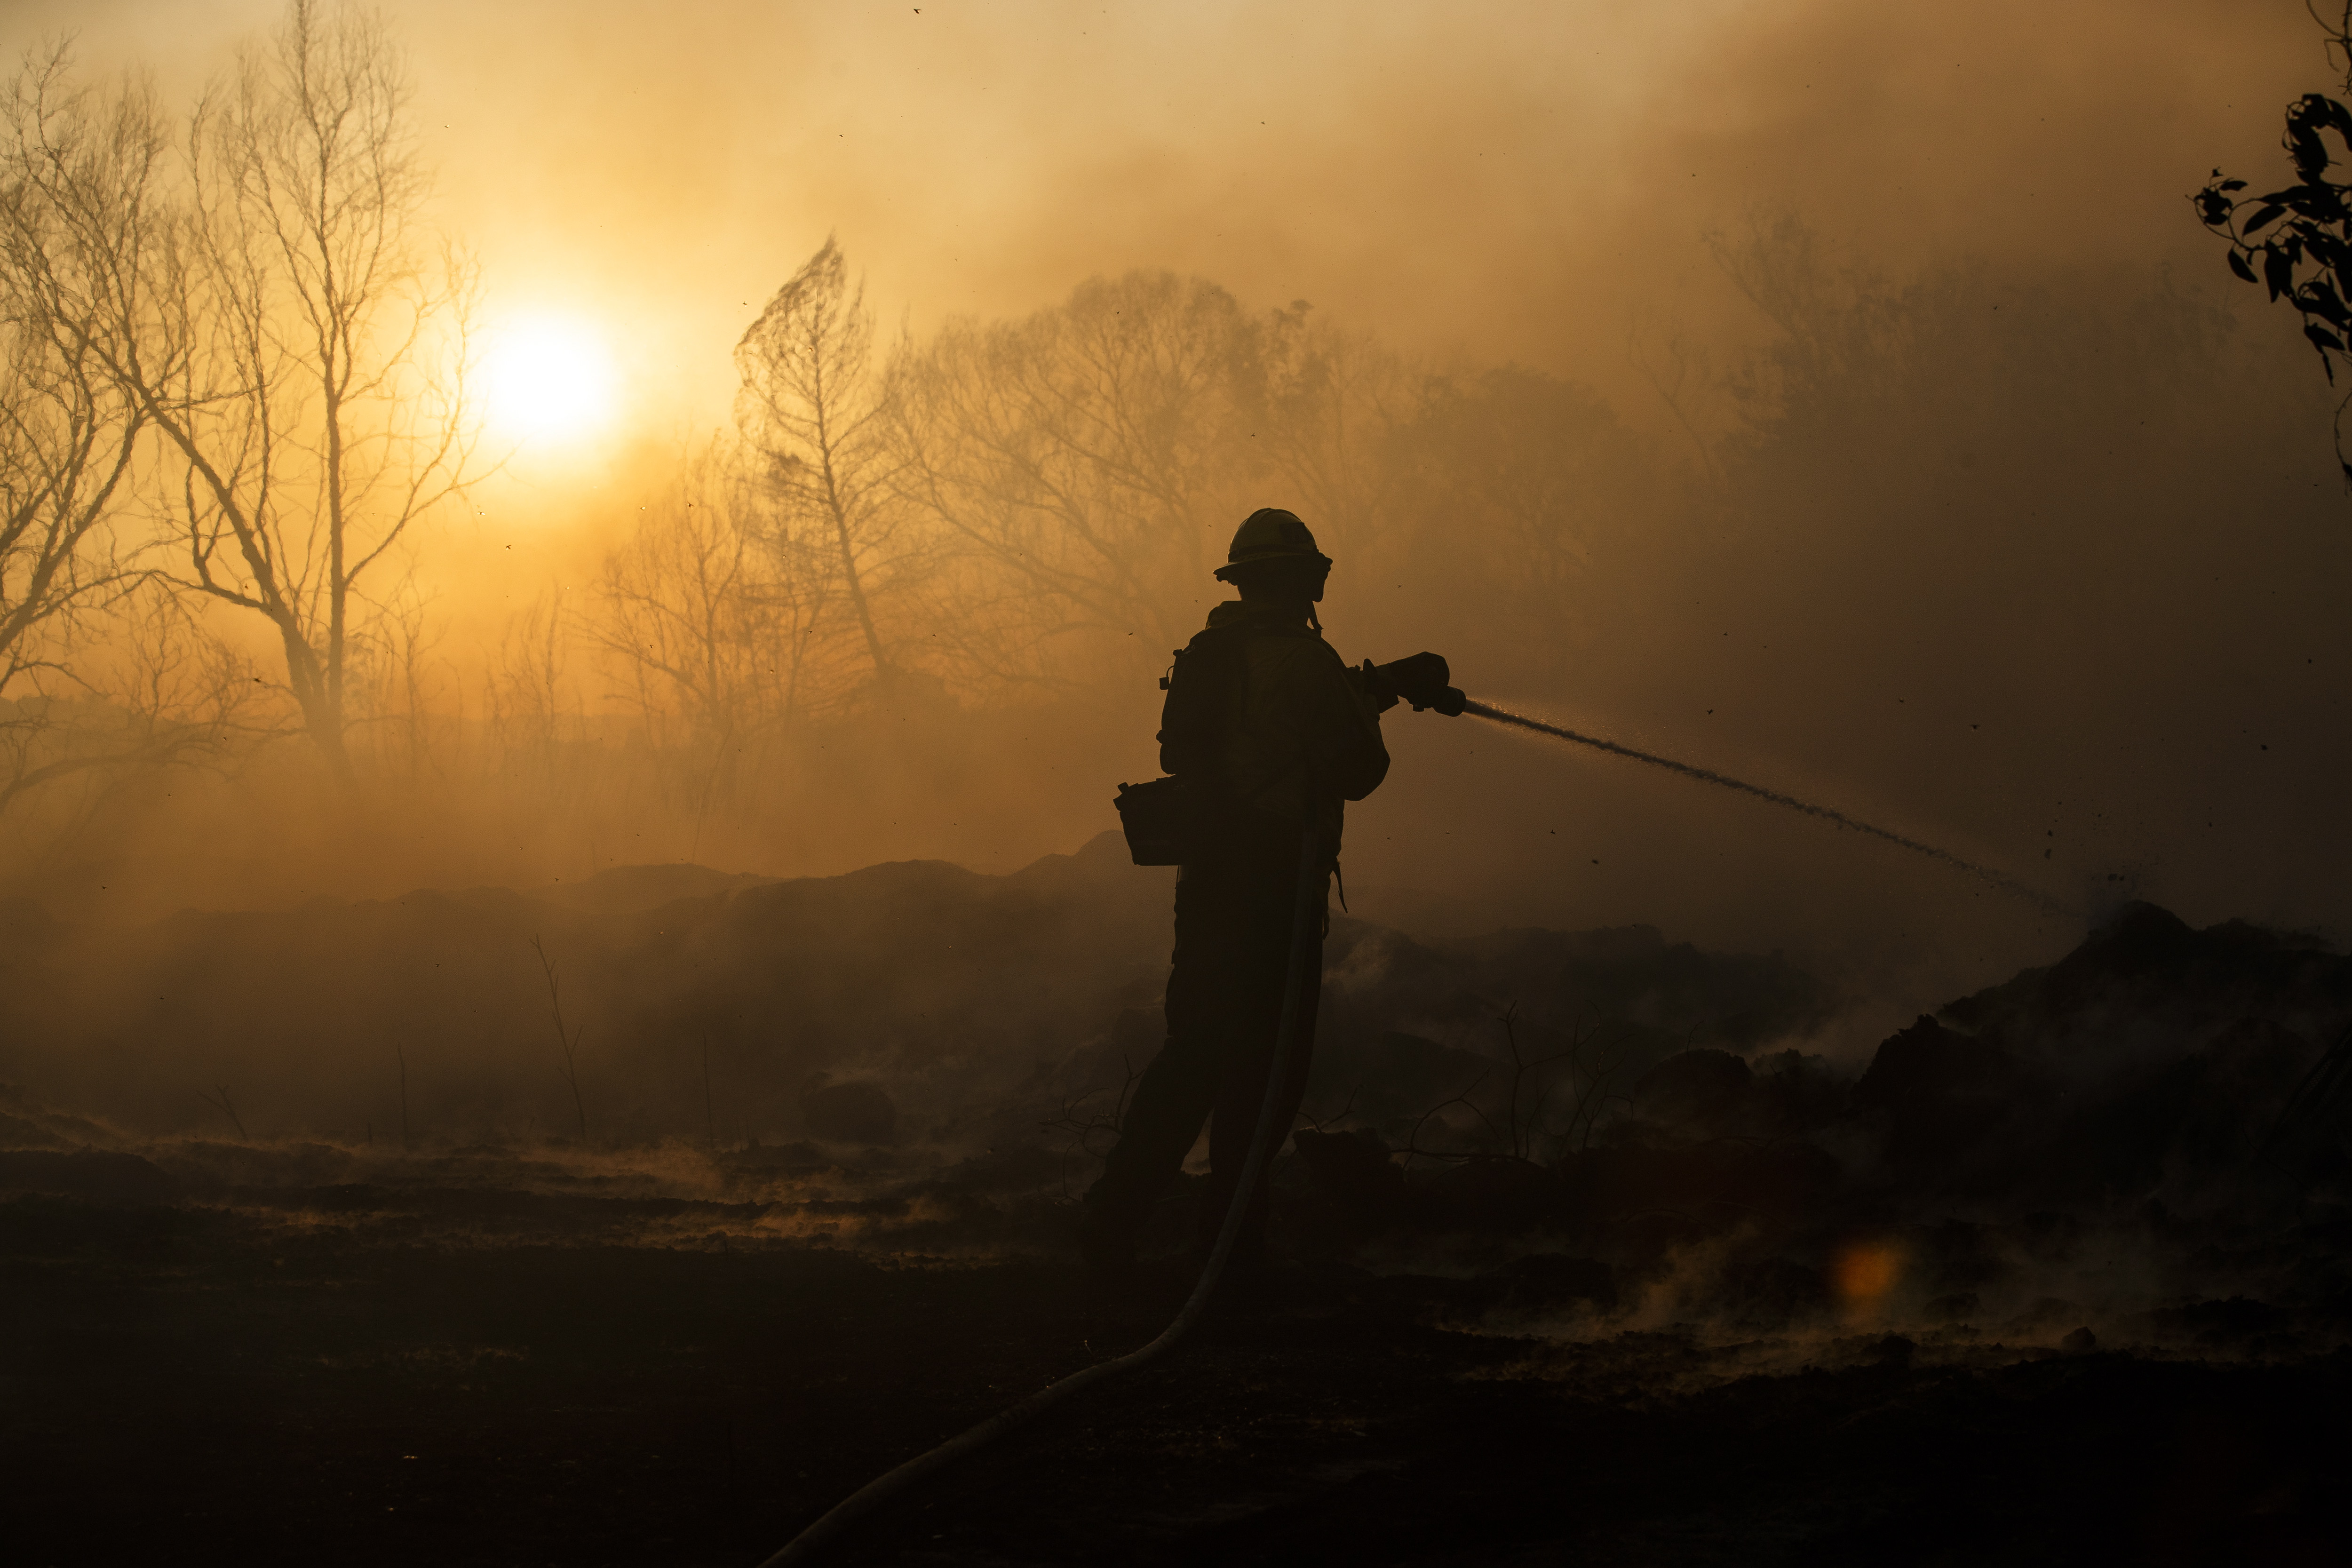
[1855,1015,2041,1182]
[1856,1015,2029,1108]
[2061,1325,2097,1354]
[1752,1049,1850,1135]
[1942,900,2352,1057]
[2039,902,2200,1013]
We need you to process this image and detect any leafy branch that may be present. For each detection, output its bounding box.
[2194,4,2352,482]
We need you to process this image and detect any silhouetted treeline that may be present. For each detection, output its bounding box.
[1,3,2340,911]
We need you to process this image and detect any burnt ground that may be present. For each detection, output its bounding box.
[10,892,2352,1563]
[4,1161,2349,1568]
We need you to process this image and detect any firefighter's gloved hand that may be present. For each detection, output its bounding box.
[1370,653,1466,716]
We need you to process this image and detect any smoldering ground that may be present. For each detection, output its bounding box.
[8,832,2348,1335]
[8,837,2352,1560]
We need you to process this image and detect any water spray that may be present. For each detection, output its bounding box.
[1365,653,2063,914]
[1458,698,2073,917]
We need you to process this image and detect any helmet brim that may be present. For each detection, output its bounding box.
[1213,550,1333,584]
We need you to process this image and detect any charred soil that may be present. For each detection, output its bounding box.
[6,868,2352,1564]
[4,1139,2347,1565]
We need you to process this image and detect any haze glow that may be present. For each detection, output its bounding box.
[484,313,620,446]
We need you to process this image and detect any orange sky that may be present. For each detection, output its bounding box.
[9,0,2316,633]
[8,0,2319,442]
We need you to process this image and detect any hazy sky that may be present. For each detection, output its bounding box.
[5,0,2319,439]
[6,0,2319,641]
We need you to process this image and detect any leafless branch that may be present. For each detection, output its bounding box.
[195,1083,248,1140]
[529,933,589,1141]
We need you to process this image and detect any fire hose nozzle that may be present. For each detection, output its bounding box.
[1366,653,1464,716]
[1420,685,1467,717]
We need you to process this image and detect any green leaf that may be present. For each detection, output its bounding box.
[2229,249,2259,284]
[2245,204,2288,234]
[2221,178,2249,191]
[2307,322,2345,352]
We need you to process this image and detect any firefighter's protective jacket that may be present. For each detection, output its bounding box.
[1157,600,1390,848]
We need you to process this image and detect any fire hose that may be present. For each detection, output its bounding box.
[1456,699,2072,916]
[755,824,1333,1566]
[755,660,2064,1561]
[1373,655,2063,916]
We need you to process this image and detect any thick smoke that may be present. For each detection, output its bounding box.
[0,2,2344,1046]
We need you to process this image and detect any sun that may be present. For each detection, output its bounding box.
[483,313,620,446]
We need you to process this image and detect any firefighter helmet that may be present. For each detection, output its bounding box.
[1212,508,1331,583]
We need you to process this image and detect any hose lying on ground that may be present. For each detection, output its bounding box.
[753,827,1332,1567]
[1462,698,2073,917]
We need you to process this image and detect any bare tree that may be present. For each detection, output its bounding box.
[0,583,255,816]
[381,581,444,782]
[1396,365,1651,633]
[887,271,1266,685]
[1252,300,1410,560]
[585,445,839,838]
[0,53,261,811]
[0,133,146,662]
[485,583,572,785]
[591,448,818,741]
[1707,215,1879,429]
[8,3,481,776]
[0,52,156,803]
[529,935,588,1142]
[174,1,482,771]
[735,236,914,695]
